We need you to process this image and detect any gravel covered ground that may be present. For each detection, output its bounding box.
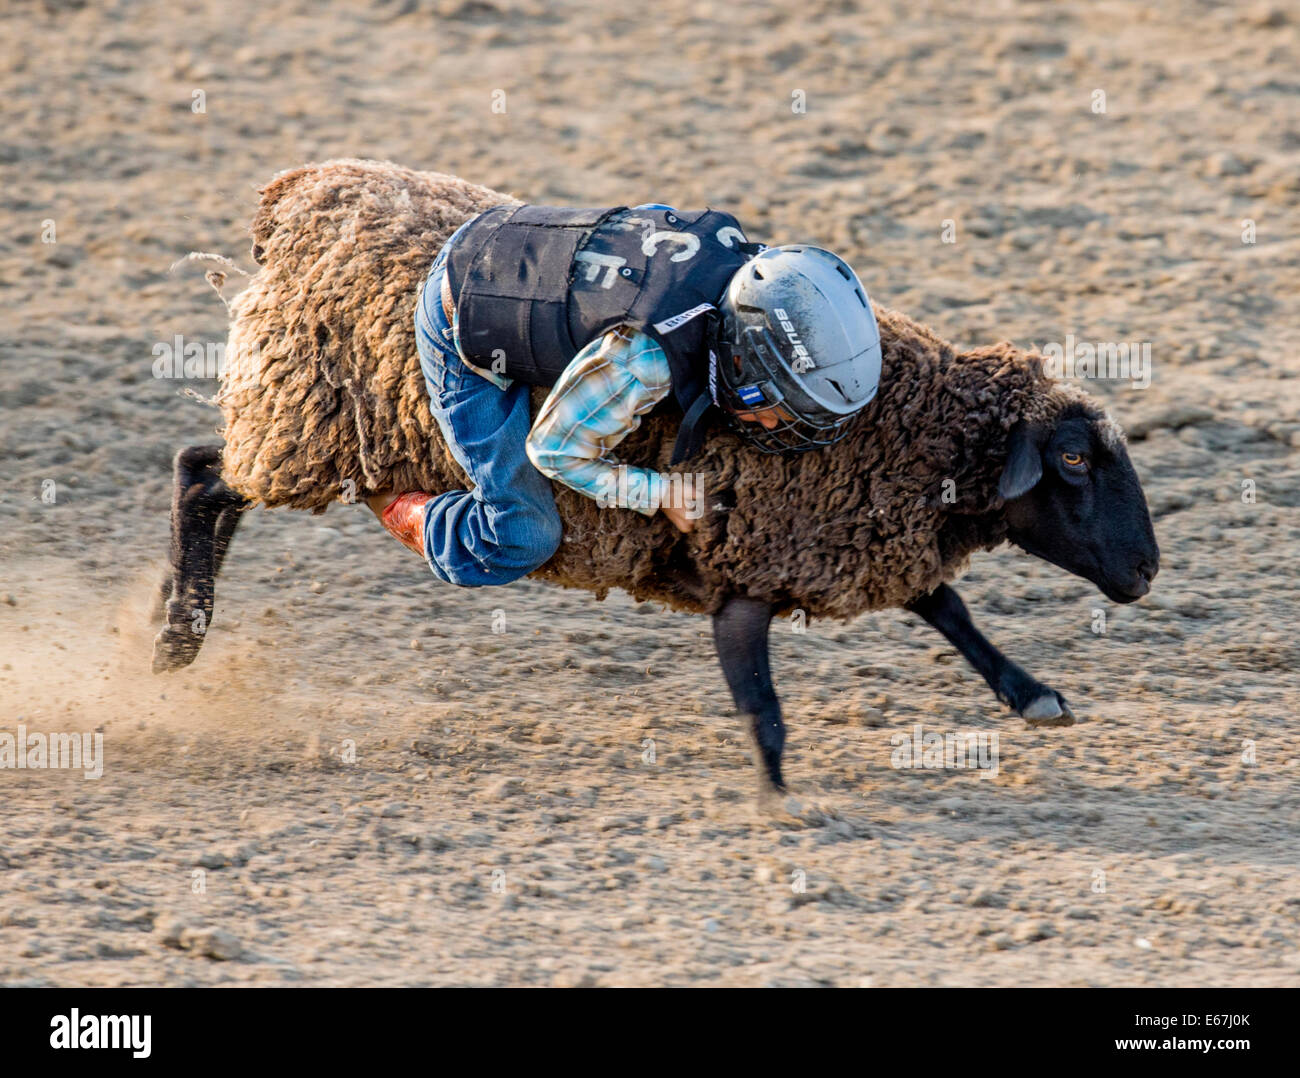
[1,0,1297,986]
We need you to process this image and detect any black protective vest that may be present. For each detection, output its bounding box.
[444,203,757,463]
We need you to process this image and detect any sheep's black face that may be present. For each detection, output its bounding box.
[999,408,1160,603]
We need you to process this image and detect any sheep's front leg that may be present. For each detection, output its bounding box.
[712,596,786,800]
[906,583,1075,727]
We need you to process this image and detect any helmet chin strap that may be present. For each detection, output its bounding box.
[670,392,716,466]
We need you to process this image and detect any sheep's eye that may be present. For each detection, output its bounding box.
[1061,452,1085,468]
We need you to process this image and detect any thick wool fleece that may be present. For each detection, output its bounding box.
[217,158,1114,620]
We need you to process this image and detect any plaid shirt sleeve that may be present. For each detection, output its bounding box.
[525,326,675,515]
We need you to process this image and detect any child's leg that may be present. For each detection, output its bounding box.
[405,260,562,587]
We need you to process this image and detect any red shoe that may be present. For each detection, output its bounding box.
[380,491,432,555]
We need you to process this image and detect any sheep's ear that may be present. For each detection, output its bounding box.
[998,421,1045,501]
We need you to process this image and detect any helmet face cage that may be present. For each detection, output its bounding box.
[711,324,859,455]
[714,375,856,454]
[712,244,882,455]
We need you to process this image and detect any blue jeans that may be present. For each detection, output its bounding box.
[413,226,563,586]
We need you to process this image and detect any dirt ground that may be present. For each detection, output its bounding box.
[2,0,1298,987]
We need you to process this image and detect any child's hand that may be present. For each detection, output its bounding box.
[661,474,697,533]
[661,502,696,533]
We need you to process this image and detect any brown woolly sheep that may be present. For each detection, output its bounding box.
[154,158,1160,801]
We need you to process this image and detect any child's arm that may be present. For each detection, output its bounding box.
[526,326,693,528]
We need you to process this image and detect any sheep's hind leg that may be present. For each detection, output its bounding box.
[906,583,1076,727]
[151,445,248,674]
[712,596,787,805]
[149,498,242,623]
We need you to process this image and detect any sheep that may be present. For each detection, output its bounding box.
[154,158,1160,802]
